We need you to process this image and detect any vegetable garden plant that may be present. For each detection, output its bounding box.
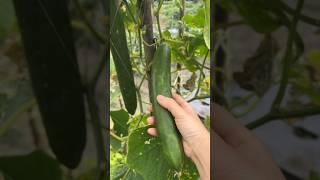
[109,0,210,179]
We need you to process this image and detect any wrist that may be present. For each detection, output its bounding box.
[189,130,210,179]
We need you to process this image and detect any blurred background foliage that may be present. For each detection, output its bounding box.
[214,0,320,179]
[0,0,107,179]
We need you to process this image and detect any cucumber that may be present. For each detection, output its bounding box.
[12,0,86,169]
[150,42,184,169]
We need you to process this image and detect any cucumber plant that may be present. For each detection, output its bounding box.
[110,0,210,179]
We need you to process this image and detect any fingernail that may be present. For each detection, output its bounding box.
[147,128,153,135]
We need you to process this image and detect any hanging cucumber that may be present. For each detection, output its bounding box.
[12,0,86,169]
[150,42,184,169]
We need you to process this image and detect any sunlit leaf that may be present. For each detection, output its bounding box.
[183,8,205,28]
[127,126,199,180]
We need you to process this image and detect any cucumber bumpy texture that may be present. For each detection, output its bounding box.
[150,42,184,169]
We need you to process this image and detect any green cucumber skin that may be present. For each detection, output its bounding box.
[151,43,184,169]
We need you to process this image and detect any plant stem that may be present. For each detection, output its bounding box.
[187,95,210,102]
[137,30,146,68]
[281,1,320,27]
[192,50,209,99]
[110,131,125,141]
[91,51,107,89]
[132,57,144,76]
[135,73,147,113]
[136,88,144,113]
[229,93,255,110]
[156,14,162,40]
[137,0,156,102]
[246,106,320,129]
[271,0,304,111]
[85,88,106,180]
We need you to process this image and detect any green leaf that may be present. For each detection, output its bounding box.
[128,113,148,131]
[12,0,87,169]
[127,126,171,180]
[0,150,62,180]
[127,126,199,180]
[111,109,129,136]
[111,164,144,180]
[110,0,137,115]
[125,169,144,180]
[183,8,205,28]
[180,157,199,180]
[111,164,128,179]
[188,34,208,57]
[0,0,15,40]
[0,81,36,136]
[203,0,210,49]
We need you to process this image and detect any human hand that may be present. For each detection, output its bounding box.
[213,103,286,180]
[147,93,210,180]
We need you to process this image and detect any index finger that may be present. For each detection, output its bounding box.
[156,95,186,118]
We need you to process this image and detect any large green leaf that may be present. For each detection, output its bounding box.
[0,150,62,180]
[127,126,199,180]
[111,164,144,180]
[111,109,129,136]
[12,0,86,169]
[110,0,137,115]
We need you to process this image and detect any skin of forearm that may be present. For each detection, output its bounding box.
[189,131,210,180]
